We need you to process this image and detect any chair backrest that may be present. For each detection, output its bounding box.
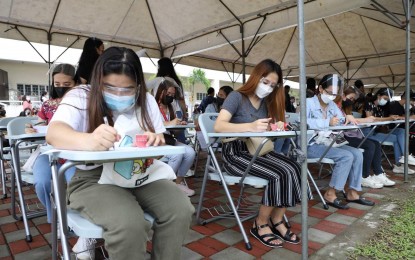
[285,112,300,124]
[0,117,17,129]
[352,112,362,118]
[198,113,218,146]
[7,117,37,136]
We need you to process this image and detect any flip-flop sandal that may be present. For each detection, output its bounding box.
[269,218,301,244]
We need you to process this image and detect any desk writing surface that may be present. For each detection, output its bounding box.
[165,124,196,129]
[44,145,185,162]
[207,130,314,138]
[6,133,46,140]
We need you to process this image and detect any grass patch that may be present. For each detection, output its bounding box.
[348,192,415,260]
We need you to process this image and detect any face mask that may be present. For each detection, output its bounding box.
[54,87,71,98]
[216,97,225,106]
[342,98,353,108]
[162,95,174,105]
[378,98,388,106]
[103,92,136,112]
[320,93,334,104]
[255,82,273,99]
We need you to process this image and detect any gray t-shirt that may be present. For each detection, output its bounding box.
[222,91,268,123]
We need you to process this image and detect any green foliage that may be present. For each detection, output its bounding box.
[348,192,415,260]
[188,68,211,90]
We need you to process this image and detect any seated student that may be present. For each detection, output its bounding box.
[215,59,311,248]
[46,47,194,260]
[198,87,215,113]
[389,90,415,120]
[306,74,375,209]
[154,77,196,196]
[337,86,396,188]
[362,88,415,174]
[25,64,98,259]
[205,85,233,113]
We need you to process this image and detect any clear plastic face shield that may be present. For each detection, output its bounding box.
[103,84,137,96]
[320,74,344,97]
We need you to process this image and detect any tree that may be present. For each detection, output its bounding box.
[188,68,211,102]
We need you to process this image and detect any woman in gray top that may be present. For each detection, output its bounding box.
[214,59,310,248]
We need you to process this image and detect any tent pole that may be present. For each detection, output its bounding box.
[403,0,413,182]
[297,0,308,258]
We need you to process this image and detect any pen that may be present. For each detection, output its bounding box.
[33,121,47,126]
[103,116,114,150]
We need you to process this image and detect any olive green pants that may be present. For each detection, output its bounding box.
[68,167,194,260]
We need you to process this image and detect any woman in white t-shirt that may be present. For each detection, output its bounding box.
[47,47,194,260]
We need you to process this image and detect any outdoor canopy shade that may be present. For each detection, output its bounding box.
[0,0,413,90]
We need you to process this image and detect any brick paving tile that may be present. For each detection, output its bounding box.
[36,223,51,235]
[307,207,333,219]
[186,241,219,257]
[313,220,348,235]
[191,225,217,236]
[234,239,270,258]
[0,223,18,234]
[0,210,9,217]
[203,222,227,234]
[16,220,34,230]
[8,239,30,255]
[336,207,366,218]
[198,237,228,252]
[0,257,13,260]
[0,234,5,245]
[28,235,48,249]
[283,242,315,256]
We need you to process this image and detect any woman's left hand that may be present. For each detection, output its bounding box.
[145,132,164,147]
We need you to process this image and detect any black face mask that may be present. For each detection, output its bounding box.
[54,87,71,98]
[342,98,353,108]
[163,95,174,105]
[216,97,225,106]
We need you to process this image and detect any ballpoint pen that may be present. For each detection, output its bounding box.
[103,116,115,150]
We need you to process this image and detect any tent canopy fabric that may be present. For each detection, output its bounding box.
[0,0,413,91]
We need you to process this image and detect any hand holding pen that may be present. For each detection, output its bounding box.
[88,116,119,151]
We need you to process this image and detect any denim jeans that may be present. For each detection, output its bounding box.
[344,137,383,178]
[164,142,195,177]
[33,154,76,223]
[274,138,290,155]
[362,127,405,164]
[308,144,362,191]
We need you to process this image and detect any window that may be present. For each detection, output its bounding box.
[196,93,207,101]
[24,85,31,95]
[17,84,24,96]
[17,84,49,97]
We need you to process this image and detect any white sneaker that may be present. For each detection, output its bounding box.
[361,176,383,189]
[176,183,195,197]
[399,155,415,166]
[72,237,96,260]
[393,164,415,174]
[372,173,395,187]
[185,170,195,177]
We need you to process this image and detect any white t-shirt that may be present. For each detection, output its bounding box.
[50,85,175,188]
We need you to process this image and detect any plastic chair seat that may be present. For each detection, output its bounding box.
[208,172,268,187]
[67,209,155,239]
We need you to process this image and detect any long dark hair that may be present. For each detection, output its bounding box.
[88,47,154,133]
[156,57,183,89]
[76,37,103,83]
[238,59,284,122]
[50,64,79,99]
[154,79,177,121]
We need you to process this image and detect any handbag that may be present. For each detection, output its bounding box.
[163,133,176,146]
[244,137,274,156]
[22,145,41,172]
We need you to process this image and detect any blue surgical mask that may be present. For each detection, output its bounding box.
[103,92,136,112]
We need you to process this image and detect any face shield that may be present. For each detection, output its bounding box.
[320,74,344,97]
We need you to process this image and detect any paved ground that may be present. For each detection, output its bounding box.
[0,151,414,260]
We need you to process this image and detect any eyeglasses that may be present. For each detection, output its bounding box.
[103,84,137,96]
[323,89,337,97]
[260,77,280,88]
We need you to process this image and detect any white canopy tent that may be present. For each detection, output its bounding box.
[0,0,413,90]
